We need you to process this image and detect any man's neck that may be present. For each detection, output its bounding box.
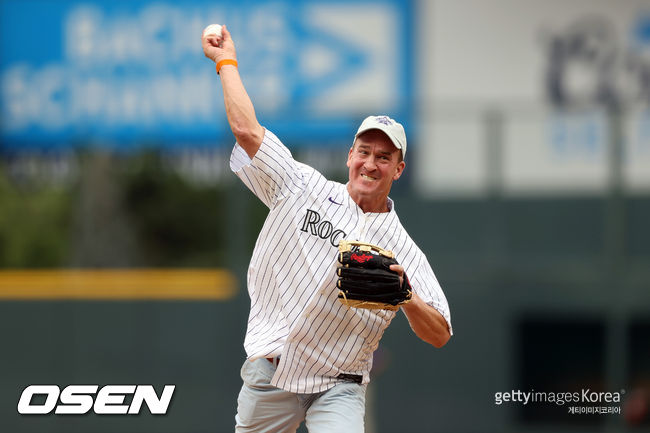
[347,185,390,213]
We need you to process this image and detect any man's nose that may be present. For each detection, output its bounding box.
[363,157,377,171]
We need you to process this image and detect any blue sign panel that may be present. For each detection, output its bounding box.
[0,0,413,150]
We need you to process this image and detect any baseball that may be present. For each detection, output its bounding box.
[203,24,223,38]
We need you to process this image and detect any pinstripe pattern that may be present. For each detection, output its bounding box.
[230,129,452,394]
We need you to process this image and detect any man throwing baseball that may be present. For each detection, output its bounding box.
[202,25,452,433]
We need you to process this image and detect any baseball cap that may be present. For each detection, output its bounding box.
[354,115,407,159]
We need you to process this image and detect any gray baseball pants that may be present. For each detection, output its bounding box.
[235,358,366,433]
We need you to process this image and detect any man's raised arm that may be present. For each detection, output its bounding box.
[202,25,264,159]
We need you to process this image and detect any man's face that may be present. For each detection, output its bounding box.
[346,130,405,204]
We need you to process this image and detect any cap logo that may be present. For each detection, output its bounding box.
[374,116,392,126]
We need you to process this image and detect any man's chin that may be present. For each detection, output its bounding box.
[354,185,382,198]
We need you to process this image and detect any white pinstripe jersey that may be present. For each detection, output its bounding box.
[230,129,452,394]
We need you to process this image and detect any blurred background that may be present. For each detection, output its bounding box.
[1,0,649,432]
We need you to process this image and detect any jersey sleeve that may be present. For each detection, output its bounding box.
[230,128,306,209]
[408,258,453,336]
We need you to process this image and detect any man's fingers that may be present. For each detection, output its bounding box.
[205,35,220,47]
[389,264,404,277]
[389,264,405,287]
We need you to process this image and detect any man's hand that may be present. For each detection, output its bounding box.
[202,25,237,64]
[389,264,404,286]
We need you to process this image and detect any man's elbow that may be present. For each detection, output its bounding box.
[231,124,264,159]
[231,123,263,146]
[422,328,451,349]
[431,331,451,348]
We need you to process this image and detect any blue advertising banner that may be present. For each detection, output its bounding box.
[0,0,414,150]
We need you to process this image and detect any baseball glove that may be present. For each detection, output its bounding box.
[336,240,412,311]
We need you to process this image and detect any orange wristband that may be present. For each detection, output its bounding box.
[216,59,238,74]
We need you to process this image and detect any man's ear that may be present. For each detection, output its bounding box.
[393,161,406,181]
[346,146,354,168]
